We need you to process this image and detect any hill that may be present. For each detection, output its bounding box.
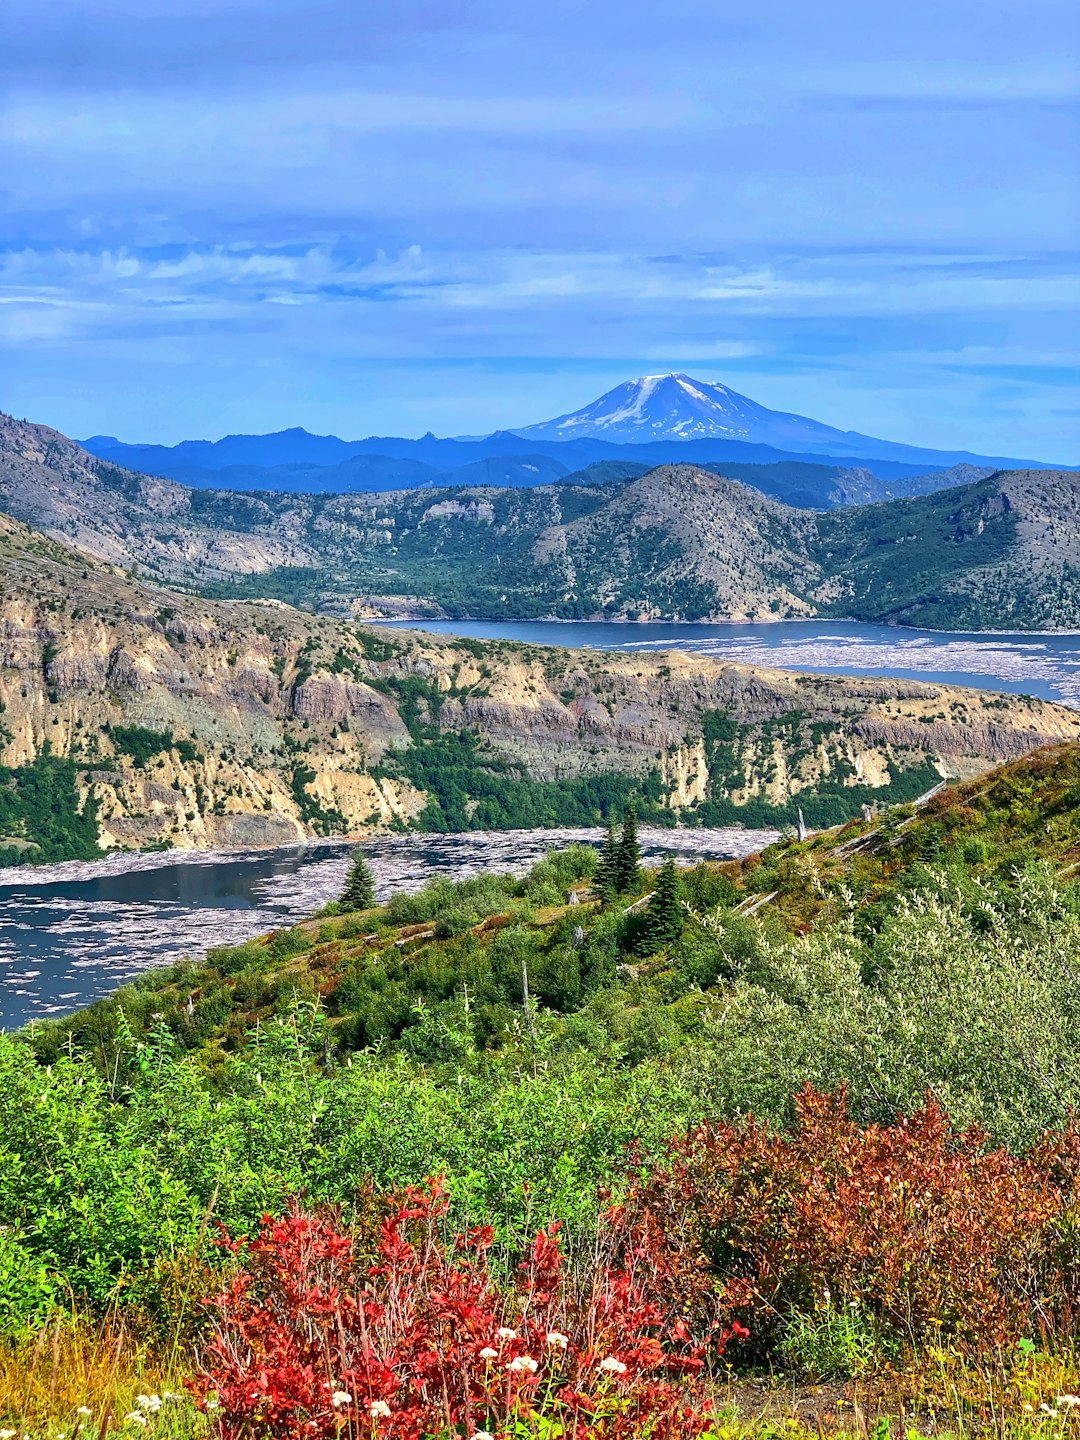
[5,412,1080,627]
[2,508,1076,863]
[27,739,1080,1156]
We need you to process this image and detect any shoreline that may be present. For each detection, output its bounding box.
[373,614,1080,641]
[0,822,780,891]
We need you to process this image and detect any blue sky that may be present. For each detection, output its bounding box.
[0,0,1077,457]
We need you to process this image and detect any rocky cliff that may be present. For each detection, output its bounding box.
[1,512,1077,860]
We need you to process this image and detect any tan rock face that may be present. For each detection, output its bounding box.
[1,509,1078,856]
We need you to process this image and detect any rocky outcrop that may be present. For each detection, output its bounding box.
[1,510,1078,857]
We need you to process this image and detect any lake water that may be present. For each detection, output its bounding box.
[0,824,775,1031]
[12,615,1079,1031]
[380,618,1080,709]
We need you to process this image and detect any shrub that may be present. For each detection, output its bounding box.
[624,1085,1080,1359]
[433,906,475,940]
[196,1182,745,1440]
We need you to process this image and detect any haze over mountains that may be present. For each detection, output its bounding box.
[79,374,1069,501]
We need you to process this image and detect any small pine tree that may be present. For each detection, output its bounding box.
[640,856,683,954]
[616,801,642,894]
[595,816,620,901]
[340,849,376,911]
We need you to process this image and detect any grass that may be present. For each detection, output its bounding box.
[4,1321,1080,1439]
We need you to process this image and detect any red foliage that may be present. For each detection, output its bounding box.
[625,1086,1080,1354]
[195,1179,742,1440]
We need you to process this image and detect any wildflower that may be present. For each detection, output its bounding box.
[331,1391,352,1408]
[77,1409,93,1418]
[598,1357,628,1375]
[1040,1405,1060,1418]
[369,1401,391,1419]
[508,1355,539,1374]
[479,1347,498,1360]
[124,1415,147,1428]
[545,1331,569,1350]
[205,1399,220,1412]
[496,1326,518,1341]
[1,1429,16,1438]
[1059,1396,1080,1408]
[135,1396,162,1414]
[474,1432,494,1440]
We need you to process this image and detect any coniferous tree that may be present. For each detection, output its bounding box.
[594,816,620,901]
[640,856,683,954]
[616,801,642,893]
[340,849,376,911]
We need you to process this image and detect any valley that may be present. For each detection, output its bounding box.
[4,410,1080,630]
[8,505,1074,864]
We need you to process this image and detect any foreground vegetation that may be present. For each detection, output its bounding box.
[7,743,1080,1435]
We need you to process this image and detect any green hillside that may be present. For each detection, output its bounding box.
[5,410,1080,627]
[27,740,1080,1150]
[8,743,1080,1432]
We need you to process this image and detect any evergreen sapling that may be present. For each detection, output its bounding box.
[616,801,642,894]
[641,855,684,954]
[341,849,376,911]
[595,816,620,900]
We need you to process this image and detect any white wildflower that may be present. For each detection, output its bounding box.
[479,1347,498,1360]
[135,1396,162,1414]
[598,1357,628,1375]
[496,1326,517,1341]
[545,1331,569,1350]
[369,1400,391,1419]
[1058,1396,1080,1408]
[77,1409,93,1418]
[474,1431,494,1440]
[124,1415,147,1428]
[205,1399,220,1412]
[1040,1405,1060,1418]
[1,1430,16,1438]
[508,1355,538,1374]
[331,1391,352,1408]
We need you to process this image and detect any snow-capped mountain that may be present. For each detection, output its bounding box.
[514,373,897,456]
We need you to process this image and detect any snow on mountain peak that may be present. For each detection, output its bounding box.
[513,372,862,452]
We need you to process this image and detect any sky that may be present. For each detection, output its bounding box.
[0,0,1077,458]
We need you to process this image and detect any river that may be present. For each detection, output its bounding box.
[378,618,1080,709]
[0,824,776,1031]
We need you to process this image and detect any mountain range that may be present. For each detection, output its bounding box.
[3,408,1080,631]
[79,374,1069,501]
[3,402,1080,860]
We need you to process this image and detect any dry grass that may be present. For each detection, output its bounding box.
[0,1317,203,1439]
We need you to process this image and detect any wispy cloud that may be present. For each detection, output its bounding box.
[0,0,1075,454]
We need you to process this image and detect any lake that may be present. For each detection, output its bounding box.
[0,824,775,1031]
[379,618,1080,709]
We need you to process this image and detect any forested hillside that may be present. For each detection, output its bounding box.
[4,410,1080,628]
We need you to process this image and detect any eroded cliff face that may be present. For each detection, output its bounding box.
[2,513,1078,858]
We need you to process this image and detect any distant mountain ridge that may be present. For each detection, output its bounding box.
[6,409,1080,631]
[512,373,1065,468]
[79,373,1069,500]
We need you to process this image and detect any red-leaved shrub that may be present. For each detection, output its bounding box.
[195,1179,745,1440]
[624,1086,1080,1354]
